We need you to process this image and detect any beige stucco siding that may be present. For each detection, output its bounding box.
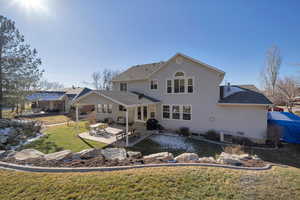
[112,55,268,141]
[214,105,267,140]
[77,93,135,123]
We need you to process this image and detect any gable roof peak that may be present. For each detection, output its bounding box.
[112,53,225,82]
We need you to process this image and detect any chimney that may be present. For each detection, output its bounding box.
[227,82,231,92]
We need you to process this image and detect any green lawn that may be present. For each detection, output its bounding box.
[0,166,299,200]
[22,122,107,153]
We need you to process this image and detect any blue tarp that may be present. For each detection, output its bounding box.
[268,112,300,144]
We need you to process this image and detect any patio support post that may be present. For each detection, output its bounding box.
[76,104,79,122]
[126,108,129,147]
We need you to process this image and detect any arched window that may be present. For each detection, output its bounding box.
[167,71,193,94]
[174,71,185,77]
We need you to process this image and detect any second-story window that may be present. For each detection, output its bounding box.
[120,83,127,91]
[174,79,185,93]
[166,71,193,94]
[187,78,193,93]
[150,80,158,90]
[167,80,172,93]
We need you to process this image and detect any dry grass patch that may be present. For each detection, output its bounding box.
[25,115,72,125]
[0,166,299,200]
[0,167,243,200]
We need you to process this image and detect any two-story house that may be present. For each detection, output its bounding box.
[74,53,272,144]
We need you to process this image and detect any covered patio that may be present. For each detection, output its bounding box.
[26,91,68,113]
[73,90,160,146]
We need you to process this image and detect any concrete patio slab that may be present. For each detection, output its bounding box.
[79,127,126,144]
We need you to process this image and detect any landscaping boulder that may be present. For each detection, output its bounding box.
[217,152,243,166]
[0,135,9,144]
[73,148,103,160]
[0,150,6,159]
[101,148,127,161]
[198,156,216,163]
[0,119,41,150]
[237,154,252,160]
[143,152,174,164]
[127,151,142,159]
[5,150,16,158]
[174,153,199,163]
[44,150,72,161]
[0,119,10,128]
[13,149,45,161]
[252,155,261,161]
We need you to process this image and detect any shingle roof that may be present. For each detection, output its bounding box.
[27,87,92,102]
[75,88,92,99]
[219,85,272,105]
[94,90,160,106]
[112,62,165,82]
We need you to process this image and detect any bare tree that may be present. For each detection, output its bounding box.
[38,79,64,90]
[102,69,120,90]
[276,77,299,112]
[261,45,282,97]
[90,69,120,90]
[92,72,102,90]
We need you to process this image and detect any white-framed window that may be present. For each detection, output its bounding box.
[167,80,172,93]
[162,104,192,121]
[120,83,127,91]
[166,71,193,94]
[172,105,180,120]
[102,104,107,113]
[187,78,193,93]
[98,104,113,113]
[108,104,112,113]
[175,71,185,77]
[97,104,102,113]
[150,80,158,90]
[162,105,170,119]
[182,105,192,120]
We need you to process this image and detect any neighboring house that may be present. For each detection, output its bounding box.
[74,53,272,143]
[27,87,92,113]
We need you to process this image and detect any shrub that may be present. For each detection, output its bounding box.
[205,130,220,141]
[232,136,256,146]
[267,124,282,148]
[157,124,164,131]
[178,127,190,137]
[224,145,245,155]
[146,119,159,130]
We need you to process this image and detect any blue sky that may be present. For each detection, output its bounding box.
[0,0,299,88]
